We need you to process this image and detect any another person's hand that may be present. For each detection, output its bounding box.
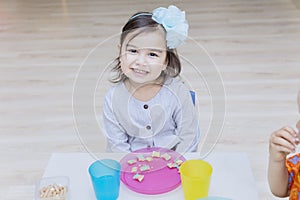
[269,126,299,162]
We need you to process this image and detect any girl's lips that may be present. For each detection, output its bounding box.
[132,68,148,75]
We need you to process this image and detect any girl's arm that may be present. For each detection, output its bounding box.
[173,83,200,152]
[268,126,298,197]
[102,90,131,152]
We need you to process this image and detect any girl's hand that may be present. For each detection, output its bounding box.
[269,126,299,162]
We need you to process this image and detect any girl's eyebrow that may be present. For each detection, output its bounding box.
[126,44,163,53]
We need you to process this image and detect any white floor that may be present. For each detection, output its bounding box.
[1,0,300,199]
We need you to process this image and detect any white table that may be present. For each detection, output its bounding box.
[43,152,259,200]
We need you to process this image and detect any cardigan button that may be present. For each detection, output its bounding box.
[146,125,151,130]
[143,104,148,109]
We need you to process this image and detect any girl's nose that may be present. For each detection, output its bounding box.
[135,53,146,66]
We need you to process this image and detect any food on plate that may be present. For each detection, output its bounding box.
[145,156,153,162]
[127,159,137,165]
[151,151,160,158]
[167,162,178,169]
[137,154,146,161]
[175,159,183,166]
[161,153,171,161]
[133,173,144,182]
[140,165,150,172]
[120,147,186,194]
[167,158,184,170]
[131,166,138,173]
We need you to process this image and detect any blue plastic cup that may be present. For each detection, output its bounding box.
[88,159,121,200]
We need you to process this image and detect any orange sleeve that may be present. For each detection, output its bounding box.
[286,154,300,199]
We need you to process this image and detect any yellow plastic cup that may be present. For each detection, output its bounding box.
[179,159,213,200]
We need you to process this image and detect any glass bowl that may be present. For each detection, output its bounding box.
[35,176,70,200]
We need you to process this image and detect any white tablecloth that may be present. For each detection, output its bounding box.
[43,152,259,200]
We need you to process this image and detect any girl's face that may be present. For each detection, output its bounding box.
[119,27,167,86]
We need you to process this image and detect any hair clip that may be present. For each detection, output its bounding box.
[128,5,189,49]
[152,5,188,49]
[129,13,152,21]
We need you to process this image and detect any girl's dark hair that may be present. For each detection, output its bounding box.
[110,12,182,83]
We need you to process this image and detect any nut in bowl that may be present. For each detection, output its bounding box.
[35,176,70,200]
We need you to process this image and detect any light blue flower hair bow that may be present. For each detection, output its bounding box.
[152,5,189,49]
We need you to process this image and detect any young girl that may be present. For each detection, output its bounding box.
[268,91,300,199]
[102,5,200,153]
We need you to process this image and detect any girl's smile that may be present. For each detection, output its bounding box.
[120,27,167,87]
[131,67,149,76]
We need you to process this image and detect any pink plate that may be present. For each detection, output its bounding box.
[120,147,186,195]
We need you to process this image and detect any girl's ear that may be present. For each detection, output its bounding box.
[162,62,168,71]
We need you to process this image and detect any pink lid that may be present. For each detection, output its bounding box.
[120,147,186,195]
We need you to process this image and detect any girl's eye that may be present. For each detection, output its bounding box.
[127,49,137,54]
[149,52,158,57]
